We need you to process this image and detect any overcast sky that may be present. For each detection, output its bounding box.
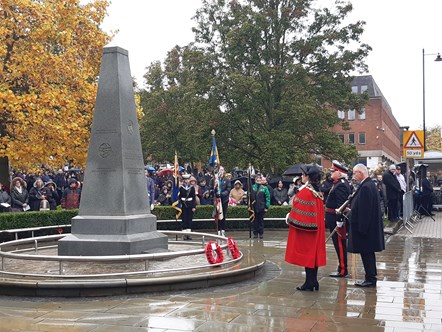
[101,0,442,130]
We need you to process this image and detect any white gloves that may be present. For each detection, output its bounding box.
[151,204,155,211]
[336,221,344,228]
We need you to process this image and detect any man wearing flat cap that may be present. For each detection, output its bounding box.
[325,161,352,278]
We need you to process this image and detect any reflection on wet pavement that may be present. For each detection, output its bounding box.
[0,213,441,331]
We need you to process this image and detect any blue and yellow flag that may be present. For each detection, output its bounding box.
[209,135,220,167]
[172,151,182,220]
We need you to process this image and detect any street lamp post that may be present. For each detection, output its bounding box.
[422,48,442,151]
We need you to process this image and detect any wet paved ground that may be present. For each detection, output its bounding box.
[0,212,441,331]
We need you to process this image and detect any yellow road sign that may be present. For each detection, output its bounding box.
[403,130,424,158]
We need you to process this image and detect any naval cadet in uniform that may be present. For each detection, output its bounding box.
[179,174,196,240]
[325,161,352,278]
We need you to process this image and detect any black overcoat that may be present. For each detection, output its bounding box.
[347,177,385,254]
[382,170,401,201]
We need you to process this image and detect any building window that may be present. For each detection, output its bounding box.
[358,107,366,120]
[337,110,345,119]
[359,132,366,144]
[351,86,358,93]
[338,133,344,143]
[348,109,355,120]
[361,85,368,93]
[349,133,355,144]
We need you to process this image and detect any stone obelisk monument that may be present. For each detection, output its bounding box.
[58,46,168,256]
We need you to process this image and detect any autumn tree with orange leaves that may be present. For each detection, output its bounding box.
[0,0,111,171]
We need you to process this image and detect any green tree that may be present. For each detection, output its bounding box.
[140,0,370,173]
[139,45,219,165]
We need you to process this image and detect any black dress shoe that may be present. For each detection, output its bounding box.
[355,280,376,288]
[329,271,351,278]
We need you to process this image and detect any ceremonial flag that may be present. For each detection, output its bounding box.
[209,132,223,224]
[209,135,220,167]
[171,151,182,220]
[247,169,255,223]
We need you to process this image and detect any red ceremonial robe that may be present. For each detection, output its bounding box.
[285,183,326,268]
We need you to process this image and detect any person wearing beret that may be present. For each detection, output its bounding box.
[325,161,352,278]
[285,164,326,291]
[348,164,385,287]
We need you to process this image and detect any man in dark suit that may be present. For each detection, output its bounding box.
[325,161,352,278]
[348,164,385,287]
[382,164,402,222]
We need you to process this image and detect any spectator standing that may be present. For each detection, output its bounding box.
[189,176,200,205]
[44,180,59,210]
[230,180,245,206]
[288,176,302,204]
[53,169,67,198]
[29,178,51,211]
[251,175,271,239]
[395,166,406,219]
[61,178,81,209]
[10,177,30,211]
[0,181,12,212]
[145,170,155,210]
[374,174,386,217]
[420,170,434,216]
[157,186,172,206]
[273,180,288,206]
[198,178,213,205]
[382,164,402,222]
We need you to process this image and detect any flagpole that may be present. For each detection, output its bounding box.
[172,151,182,240]
[210,129,221,235]
[247,164,255,239]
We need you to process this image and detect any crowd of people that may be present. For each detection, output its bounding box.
[0,169,82,213]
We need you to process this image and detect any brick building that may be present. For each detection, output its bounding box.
[324,75,402,169]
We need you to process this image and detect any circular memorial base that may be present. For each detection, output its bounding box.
[0,231,265,297]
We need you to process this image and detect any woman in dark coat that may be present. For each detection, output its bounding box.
[10,177,30,211]
[348,164,385,288]
[285,165,326,291]
[28,178,51,211]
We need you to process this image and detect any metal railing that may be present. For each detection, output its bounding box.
[0,231,242,278]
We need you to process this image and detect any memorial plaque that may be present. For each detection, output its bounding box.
[58,47,168,256]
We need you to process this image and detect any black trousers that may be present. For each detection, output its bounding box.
[387,198,398,221]
[253,211,265,235]
[181,207,193,230]
[360,252,377,283]
[398,191,404,217]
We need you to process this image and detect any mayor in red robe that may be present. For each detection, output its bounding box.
[285,164,326,291]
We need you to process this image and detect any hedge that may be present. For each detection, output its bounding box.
[0,205,291,238]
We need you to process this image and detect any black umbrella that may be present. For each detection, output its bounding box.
[268,176,293,188]
[231,176,249,188]
[283,164,304,176]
